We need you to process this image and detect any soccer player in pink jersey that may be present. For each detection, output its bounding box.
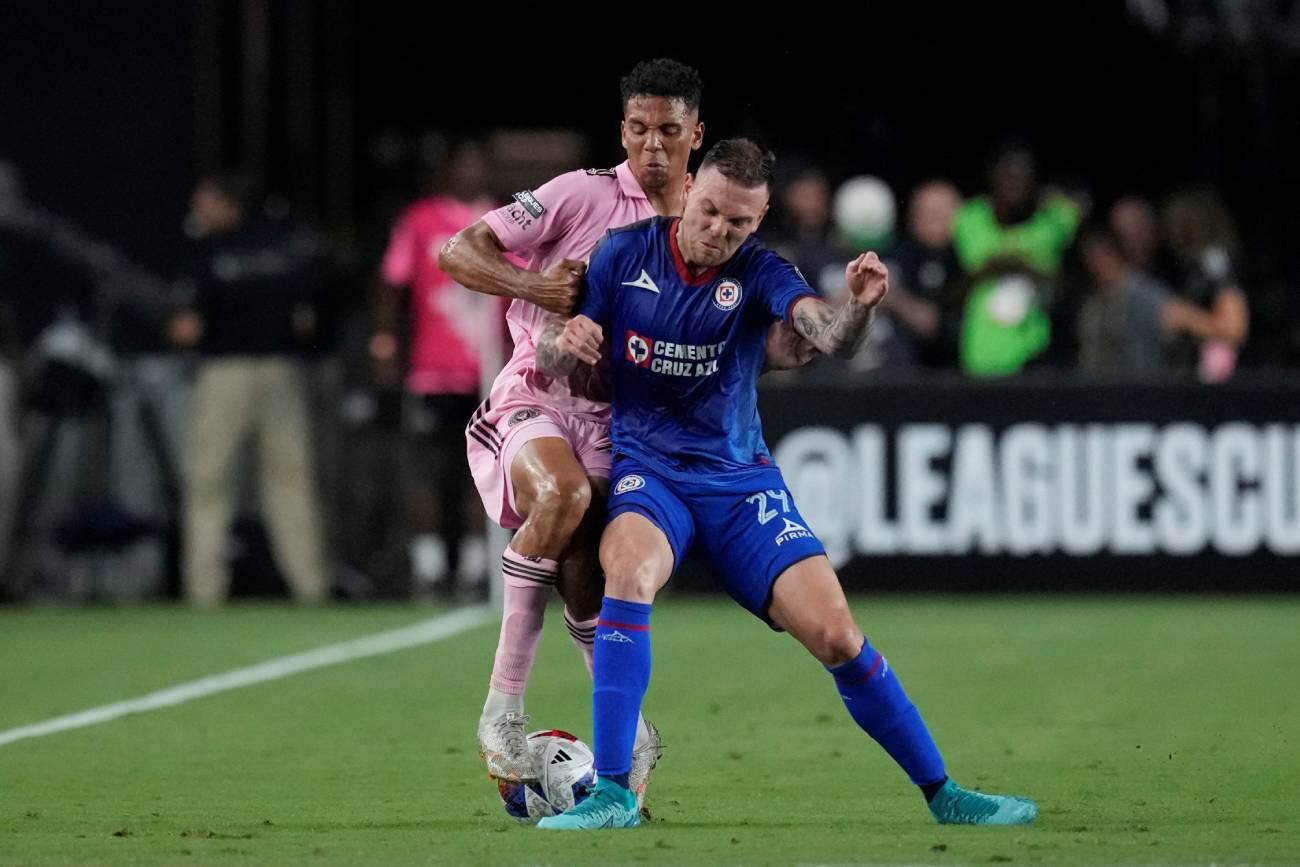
[439,60,705,796]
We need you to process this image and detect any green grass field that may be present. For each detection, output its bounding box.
[2,597,1298,865]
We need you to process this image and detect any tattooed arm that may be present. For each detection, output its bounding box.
[790,252,890,359]
[791,295,874,359]
[536,319,577,376]
[536,315,604,376]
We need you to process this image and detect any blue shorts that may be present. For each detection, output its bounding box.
[606,454,826,627]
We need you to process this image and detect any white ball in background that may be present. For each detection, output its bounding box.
[833,176,896,249]
[987,275,1035,326]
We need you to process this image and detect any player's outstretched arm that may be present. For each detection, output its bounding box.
[438,220,585,315]
[790,252,889,359]
[536,315,604,376]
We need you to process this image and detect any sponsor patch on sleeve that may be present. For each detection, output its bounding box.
[512,190,546,219]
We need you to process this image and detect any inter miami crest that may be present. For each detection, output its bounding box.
[508,408,541,427]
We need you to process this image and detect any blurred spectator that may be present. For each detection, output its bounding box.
[171,170,329,606]
[1109,196,1168,279]
[877,181,962,367]
[765,162,851,298]
[1076,227,1231,376]
[1077,228,1167,375]
[372,139,501,595]
[953,144,1081,377]
[1162,190,1250,381]
[1078,224,1248,378]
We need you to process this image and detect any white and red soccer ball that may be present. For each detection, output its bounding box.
[496,729,597,824]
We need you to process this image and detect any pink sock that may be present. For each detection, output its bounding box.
[489,549,557,694]
[564,607,598,677]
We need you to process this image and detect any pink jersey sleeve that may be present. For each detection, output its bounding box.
[482,170,594,257]
[380,207,419,286]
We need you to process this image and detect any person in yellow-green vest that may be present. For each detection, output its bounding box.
[952,144,1081,376]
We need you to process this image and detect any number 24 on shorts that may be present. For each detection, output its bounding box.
[747,490,790,525]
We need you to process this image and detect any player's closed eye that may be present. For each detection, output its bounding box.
[630,123,680,138]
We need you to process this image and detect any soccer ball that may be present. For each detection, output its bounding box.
[496,729,597,824]
[833,175,896,250]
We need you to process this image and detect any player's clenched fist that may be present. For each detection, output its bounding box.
[845,252,889,308]
[559,314,604,366]
[532,258,586,315]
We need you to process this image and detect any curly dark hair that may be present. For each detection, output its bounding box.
[619,58,703,111]
[699,138,776,191]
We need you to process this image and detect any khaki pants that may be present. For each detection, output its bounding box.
[183,357,327,605]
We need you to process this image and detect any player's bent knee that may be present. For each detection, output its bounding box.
[603,560,661,604]
[528,475,592,536]
[598,512,673,603]
[802,621,865,667]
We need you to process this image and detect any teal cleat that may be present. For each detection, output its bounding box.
[537,778,640,831]
[928,779,1038,825]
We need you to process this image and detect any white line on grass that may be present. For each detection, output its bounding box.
[0,605,495,749]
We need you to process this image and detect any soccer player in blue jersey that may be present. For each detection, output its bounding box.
[532,138,1038,830]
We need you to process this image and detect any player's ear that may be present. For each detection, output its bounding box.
[620,120,629,151]
[691,121,704,151]
[681,173,694,207]
[754,201,770,231]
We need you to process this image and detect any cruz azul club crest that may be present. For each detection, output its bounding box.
[625,331,653,367]
[713,279,742,311]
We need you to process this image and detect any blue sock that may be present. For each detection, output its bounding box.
[592,596,652,788]
[828,638,947,787]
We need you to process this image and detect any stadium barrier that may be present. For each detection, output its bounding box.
[674,374,1300,593]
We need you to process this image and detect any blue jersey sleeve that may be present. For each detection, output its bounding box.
[577,232,619,326]
[753,250,818,323]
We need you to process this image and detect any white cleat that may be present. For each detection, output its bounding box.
[477,711,537,783]
[629,718,663,812]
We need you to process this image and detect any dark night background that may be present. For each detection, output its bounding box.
[3,2,1296,283]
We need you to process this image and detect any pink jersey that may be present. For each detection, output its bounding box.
[382,194,501,395]
[480,161,657,421]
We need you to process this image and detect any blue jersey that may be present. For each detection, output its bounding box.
[578,217,815,481]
